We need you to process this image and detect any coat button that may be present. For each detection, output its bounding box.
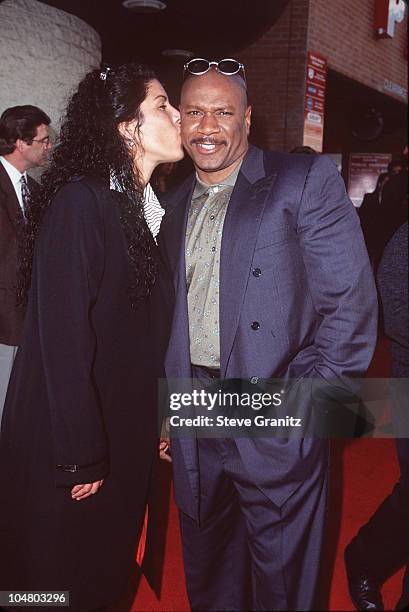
[251,321,260,330]
[252,268,262,277]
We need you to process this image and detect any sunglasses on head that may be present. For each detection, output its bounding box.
[183,58,246,80]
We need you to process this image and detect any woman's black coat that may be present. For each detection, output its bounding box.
[0,177,173,610]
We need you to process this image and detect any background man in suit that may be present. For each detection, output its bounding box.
[160,60,377,611]
[0,105,51,422]
[358,172,390,267]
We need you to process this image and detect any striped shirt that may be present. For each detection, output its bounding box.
[110,174,165,242]
[143,182,165,241]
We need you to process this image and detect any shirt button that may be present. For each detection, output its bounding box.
[250,376,259,384]
[211,246,216,252]
[252,268,262,277]
[210,215,215,221]
[251,321,260,330]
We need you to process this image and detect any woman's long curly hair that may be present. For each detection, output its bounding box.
[18,63,158,307]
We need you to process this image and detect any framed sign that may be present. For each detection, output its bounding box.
[348,153,391,207]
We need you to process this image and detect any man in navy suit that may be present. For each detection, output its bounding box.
[160,60,378,611]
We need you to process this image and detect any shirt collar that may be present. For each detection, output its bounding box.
[193,161,243,199]
[0,156,27,188]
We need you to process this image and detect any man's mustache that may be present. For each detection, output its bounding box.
[190,138,227,146]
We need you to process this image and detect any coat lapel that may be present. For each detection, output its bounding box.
[0,163,23,226]
[159,177,194,283]
[161,176,195,379]
[220,147,278,376]
[160,177,200,517]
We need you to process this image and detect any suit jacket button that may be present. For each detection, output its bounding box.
[251,321,260,330]
[252,268,262,277]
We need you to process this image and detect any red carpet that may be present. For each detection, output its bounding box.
[132,337,404,611]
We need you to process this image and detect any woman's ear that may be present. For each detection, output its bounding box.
[118,121,132,140]
[118,120,139,148]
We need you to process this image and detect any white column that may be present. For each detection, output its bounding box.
[0,0,101,131]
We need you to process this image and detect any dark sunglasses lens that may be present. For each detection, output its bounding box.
[187,59,210,74]
[218,59,241,74]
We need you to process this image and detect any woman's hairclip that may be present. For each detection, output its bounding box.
[100,66,112,81]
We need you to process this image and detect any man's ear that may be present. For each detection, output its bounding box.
[14,138,26,154]
[245,106,252,135]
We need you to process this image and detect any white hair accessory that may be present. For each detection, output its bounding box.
[100,66,112,81]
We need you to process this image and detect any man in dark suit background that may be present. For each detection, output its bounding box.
[358,171,390,267]
[0,105,51,423]
[160,60,378,611]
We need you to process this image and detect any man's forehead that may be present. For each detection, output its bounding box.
[181,72,247,106]
[181,93,237,108]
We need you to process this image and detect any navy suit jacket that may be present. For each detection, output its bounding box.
[160,145,378,521]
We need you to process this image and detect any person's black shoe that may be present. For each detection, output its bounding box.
[345,540,385,610]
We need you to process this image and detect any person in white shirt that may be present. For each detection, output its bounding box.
[0,104,52,423]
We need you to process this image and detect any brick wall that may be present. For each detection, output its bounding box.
[237,0,407,152]
[239,0,310,152]
[0,0,101,137]
[308,0,408,102]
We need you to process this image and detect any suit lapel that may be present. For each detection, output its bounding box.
[220,147,278,376]
[161,176,195,379]
[159,177,194,280]
[161,178,200,509]
[0,163,24,226]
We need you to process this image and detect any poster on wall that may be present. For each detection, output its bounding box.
[303,51,327,153]
[348,153,392,207]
